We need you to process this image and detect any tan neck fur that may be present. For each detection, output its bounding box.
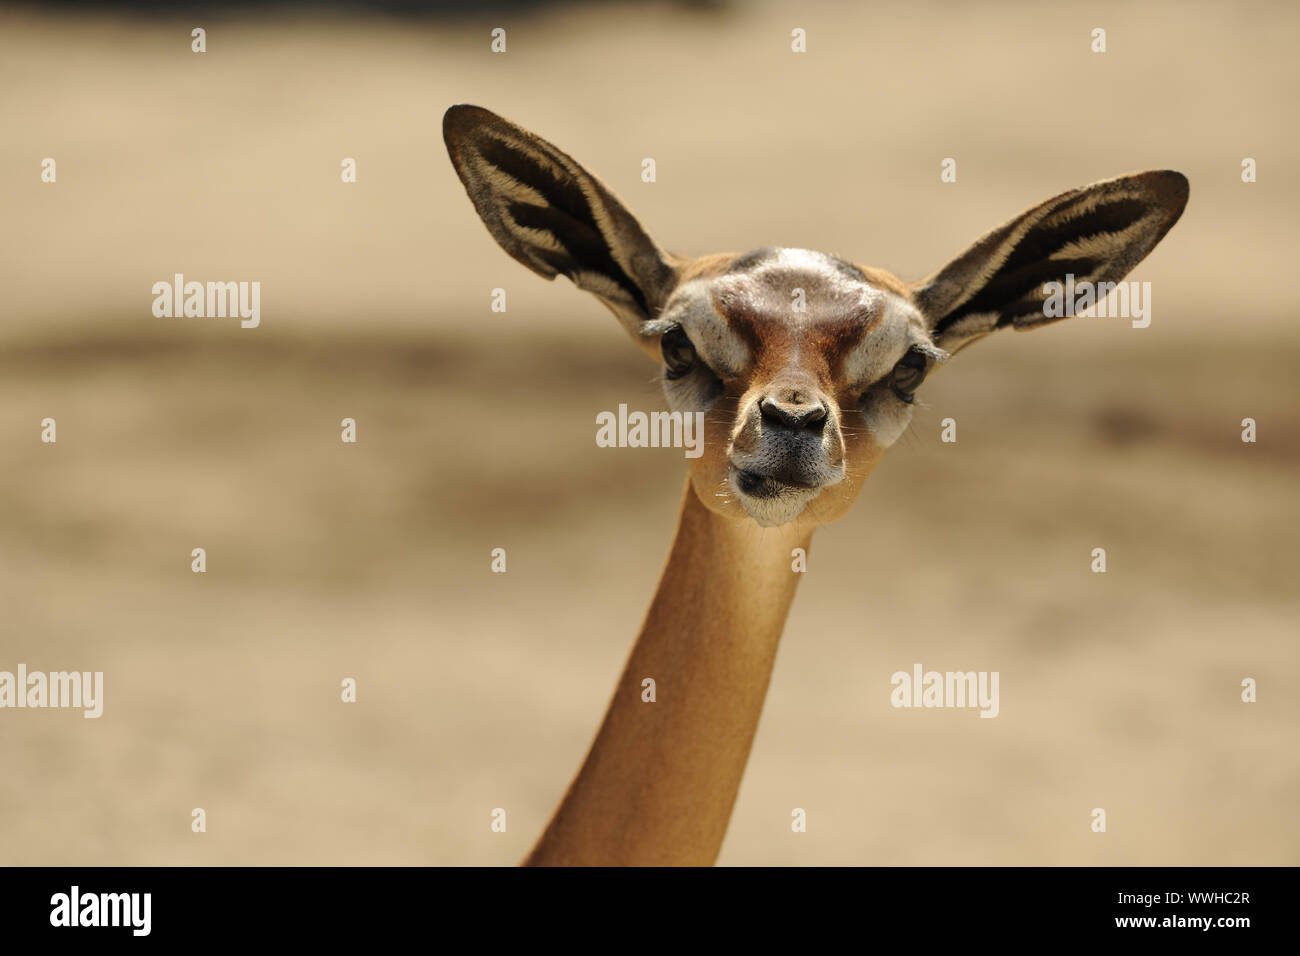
[524,479,812,865]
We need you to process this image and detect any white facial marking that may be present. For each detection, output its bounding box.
[661,280,751,380]
[842,293,928,387]
[728,474,822,527]
[860,395,914,449]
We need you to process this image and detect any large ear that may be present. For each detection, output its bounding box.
[443,104,678,343]
[912,171,1188,353]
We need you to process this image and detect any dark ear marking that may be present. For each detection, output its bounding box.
[913,170,1188,351]
[443,104,676,326]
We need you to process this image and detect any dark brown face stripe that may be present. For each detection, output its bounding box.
[711,249,884,383]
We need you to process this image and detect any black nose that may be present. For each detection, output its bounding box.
[759,394,828,431]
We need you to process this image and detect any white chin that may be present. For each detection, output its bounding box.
[734,486,819,528]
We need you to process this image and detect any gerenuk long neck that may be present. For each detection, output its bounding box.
[524,479,813,865]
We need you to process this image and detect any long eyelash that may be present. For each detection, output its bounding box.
[914,341,950,364]
[641,316,681,338]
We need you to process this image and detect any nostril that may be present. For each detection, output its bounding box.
[759,398,798,429]
[760,397,829,431]
[758,397,784,425]
[805,403,828,427]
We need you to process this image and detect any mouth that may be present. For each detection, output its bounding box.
[732,468,817,498]
[727,465,825,527]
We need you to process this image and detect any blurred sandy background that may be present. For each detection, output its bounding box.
[1,0,1297,865]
